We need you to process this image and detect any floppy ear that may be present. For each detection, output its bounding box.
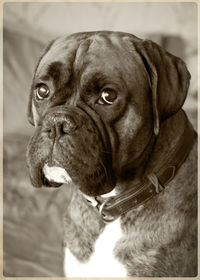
[27,90,34,126]
[27,84,40,127]
[135,39,191,135]
[27,40,56,127]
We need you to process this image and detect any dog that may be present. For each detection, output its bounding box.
[26,31,197,277]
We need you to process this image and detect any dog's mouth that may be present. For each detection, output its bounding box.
[27,152,115,195]
[39,160,115,196]
[41,164,72,188]
[40,162,115,196]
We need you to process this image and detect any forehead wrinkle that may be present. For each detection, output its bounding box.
[77,35,126,76]
[72,35,113,89]
[72,33,123,73]
[73,38,92,72]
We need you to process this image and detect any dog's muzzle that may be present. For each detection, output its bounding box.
[26,105,116,196]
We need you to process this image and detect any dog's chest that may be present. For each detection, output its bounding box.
[64,219,127,277]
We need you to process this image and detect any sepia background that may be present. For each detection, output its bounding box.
[3,2,197,277]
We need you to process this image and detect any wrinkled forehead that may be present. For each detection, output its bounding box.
[35,32,144,83]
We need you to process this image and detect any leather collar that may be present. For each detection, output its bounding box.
[82,116,196,223]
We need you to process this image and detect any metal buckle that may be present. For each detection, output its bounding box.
[98,198,117,223]
[81,191,117,223]
[147,172,164,193]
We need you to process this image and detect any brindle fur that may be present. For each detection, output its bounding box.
[27,31,197,277]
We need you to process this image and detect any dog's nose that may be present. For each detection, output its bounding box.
[44,113,78,139]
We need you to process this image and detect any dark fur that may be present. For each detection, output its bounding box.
[63,111,197,277]
[26,31,197,277]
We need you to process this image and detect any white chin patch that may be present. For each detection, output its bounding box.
[43,164,72,184]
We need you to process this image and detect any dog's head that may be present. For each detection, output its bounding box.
[26,31,190,196]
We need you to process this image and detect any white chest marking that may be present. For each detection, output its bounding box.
[64,219,126,277]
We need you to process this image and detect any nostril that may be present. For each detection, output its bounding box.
[46,127,55,139]
[62,117,77,134]
[54,117,77,137]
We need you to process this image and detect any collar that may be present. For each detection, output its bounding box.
[81,116,196,223]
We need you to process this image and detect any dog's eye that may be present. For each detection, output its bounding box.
[35,84,50,100]
[98,90,117,105]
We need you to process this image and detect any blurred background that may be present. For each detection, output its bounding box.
[3,2,197,277]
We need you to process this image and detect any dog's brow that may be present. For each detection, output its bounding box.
[46,62,63,86]
[81,72,112,92]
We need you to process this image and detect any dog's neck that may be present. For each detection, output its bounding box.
[79,109,195,222]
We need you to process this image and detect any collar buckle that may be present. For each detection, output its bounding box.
[98,200,117,223]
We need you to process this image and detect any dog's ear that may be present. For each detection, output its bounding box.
[27,92,34,126]
[27,40,56,127]
[135,39,191,135]
[27,87,40,127]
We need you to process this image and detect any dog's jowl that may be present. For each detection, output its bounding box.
[26,31,197,277]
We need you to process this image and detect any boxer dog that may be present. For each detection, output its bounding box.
[26,31,197,277]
